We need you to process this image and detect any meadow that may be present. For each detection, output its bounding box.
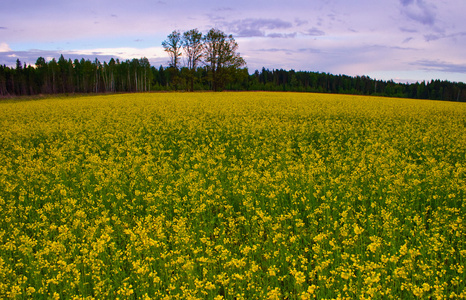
[0,92,464,299]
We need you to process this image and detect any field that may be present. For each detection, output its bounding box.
[0,92,465,299]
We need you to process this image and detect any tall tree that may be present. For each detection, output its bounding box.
[13,59,26,95]
[94,58,101,93]
[35,57,49,93]
[183,29,203,91]
[49,58,58,94]
[130,58,140,92]
[57,55,74,93]
[203,28,245,91]
[139,57,152,92]
[108,58,116,92]
[0,65,6,96]
[162,30,182,70]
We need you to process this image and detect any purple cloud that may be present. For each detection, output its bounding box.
[400,0,436,26]
[267,32,297,38]
[215,7,234,12]
[424,34,441,41]
[298,48,320,53]
[402,37,414,43]
[294,18,308,26]
[303,27,325,36]
[255,48,290,53]
[225,18,293,38]
[413,59,466,74]
[400,0,415,6]
[423,31,466,42]
[399,27,418,33]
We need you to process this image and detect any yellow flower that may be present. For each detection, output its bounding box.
[267,287,282,300]
[353,224,364,235]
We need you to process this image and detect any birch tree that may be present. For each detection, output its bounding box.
[162,30,182,70]
[183,29,203,91]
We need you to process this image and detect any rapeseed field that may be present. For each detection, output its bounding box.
[0,92,464,299]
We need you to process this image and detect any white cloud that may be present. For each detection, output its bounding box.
[0,47,169,68]
[0,43,12,52]
[68,46,166,61]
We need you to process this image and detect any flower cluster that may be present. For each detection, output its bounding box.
[0,92,464,299]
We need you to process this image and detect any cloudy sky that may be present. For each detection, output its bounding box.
[1,0,466,83]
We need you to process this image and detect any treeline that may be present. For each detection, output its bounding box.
[249,68,466,102]
[1,57,465,102]
[0,56,152,96]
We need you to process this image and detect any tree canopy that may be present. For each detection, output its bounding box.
[202,28,246,91]
[161,28,246,91]
[182,29,203,91]
[162,30,182,70]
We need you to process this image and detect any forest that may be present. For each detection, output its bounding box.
[1,56,465,102]
[0,27,465,101]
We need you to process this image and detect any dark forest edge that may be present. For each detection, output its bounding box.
[1,56,465,102]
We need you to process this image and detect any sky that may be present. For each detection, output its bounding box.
[1,0,466,83]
